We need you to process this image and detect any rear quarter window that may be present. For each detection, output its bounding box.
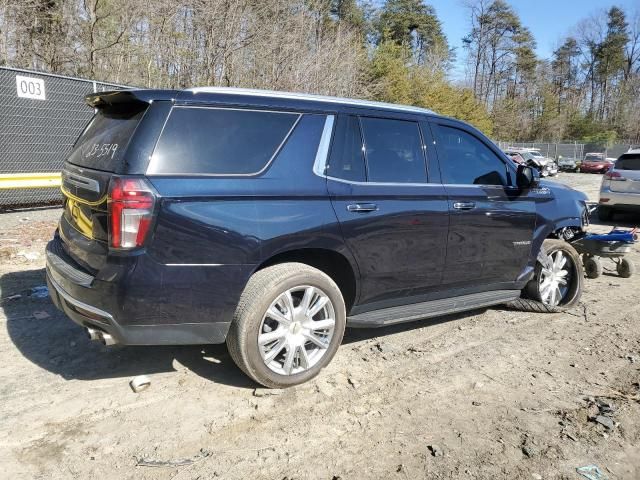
[148,107,300,175]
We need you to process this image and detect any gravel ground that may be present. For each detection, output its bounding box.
[1,173,639,480]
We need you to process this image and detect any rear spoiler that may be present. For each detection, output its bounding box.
[85,89,178,108]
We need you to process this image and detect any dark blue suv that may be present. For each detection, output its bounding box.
[47,88,588,387]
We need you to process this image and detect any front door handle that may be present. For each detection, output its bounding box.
[347,203,378,213]
[452,201,476,210]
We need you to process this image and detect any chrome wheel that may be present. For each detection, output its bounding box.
[539,250,572,306]
[258,286,335,376]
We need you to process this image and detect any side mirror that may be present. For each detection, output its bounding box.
[516,164,539,189]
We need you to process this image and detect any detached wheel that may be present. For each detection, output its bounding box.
[583,256,603,279]
[226,263,346,388]
[616,258,635,278]
[508,239,584,313]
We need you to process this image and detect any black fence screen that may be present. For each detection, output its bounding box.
[0,67,128,208]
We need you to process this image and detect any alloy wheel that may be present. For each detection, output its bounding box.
[539,250,573,307]
[258,286,336,376]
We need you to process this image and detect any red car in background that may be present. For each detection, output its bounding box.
[580,153,614,174]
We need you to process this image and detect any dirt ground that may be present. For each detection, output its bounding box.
[1,173,639,480]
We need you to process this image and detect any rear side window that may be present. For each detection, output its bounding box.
[67,108,146,172]
[327,115,366,182]
[432,124,507,186]
[616,155,640,170]
[360,117,427,183]
[149,107,299,175]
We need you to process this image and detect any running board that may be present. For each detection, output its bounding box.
[347,290,521,327]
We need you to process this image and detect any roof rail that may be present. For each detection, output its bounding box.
[186,87,437,116]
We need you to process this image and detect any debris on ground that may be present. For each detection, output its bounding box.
[253,388,284,397]
[576,464,607,480]
[1,293,22,302]
[129,375,151,393]
[17,251,40,261]
[428,444,444,457]
[136,448,211,467]
[586,397,617,430]
[521,436,537,458]
[29,285,49,298]
[593,415,615,430]
[32,310,50,320]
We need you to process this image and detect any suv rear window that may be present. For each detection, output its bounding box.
[149,107,299,175]
[67,108,146,171]
[616,154,640,170]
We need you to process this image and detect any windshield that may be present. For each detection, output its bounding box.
[67,108,146,172]
[584,154,603,162]
[529,151,543,157]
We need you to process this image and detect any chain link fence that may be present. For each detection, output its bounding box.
[0,67,128,209]
[496,141,638,161]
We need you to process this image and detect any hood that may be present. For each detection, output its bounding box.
[528,156,553,166]
[540,179,588,202]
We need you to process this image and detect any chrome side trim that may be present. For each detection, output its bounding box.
[48,273,114,322]
[62,171,100,193]
[187,87,436,116]
[165,263,224,266]
[313,115,335,176]
[323,174,442,187]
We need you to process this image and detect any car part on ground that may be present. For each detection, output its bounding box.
[508,239,584,313]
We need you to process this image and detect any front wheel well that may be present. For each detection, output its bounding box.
[255,249,358,312]
[548,226,584,242]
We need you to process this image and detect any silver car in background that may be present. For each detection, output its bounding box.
[598,150,640,221]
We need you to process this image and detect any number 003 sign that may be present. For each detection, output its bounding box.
[15,75,46,101]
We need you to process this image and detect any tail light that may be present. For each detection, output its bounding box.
[604,171,626,181]
[108,177,156,249]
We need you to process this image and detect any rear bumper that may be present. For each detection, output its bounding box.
[46,237,252,345]
[47,272,231,345]
[599,189,640,208]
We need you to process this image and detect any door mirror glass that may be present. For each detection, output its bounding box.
[516,164,539,188]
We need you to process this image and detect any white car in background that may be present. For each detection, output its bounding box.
[598,151,640,221]
[503,148,558,177]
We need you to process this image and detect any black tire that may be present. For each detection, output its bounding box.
[226,262,346,388]
[598,206,613,222]
[507,239,584,313]
[617,258,635,278]
[583,256,603,279]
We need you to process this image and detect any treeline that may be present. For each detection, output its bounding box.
[0,0,638,142]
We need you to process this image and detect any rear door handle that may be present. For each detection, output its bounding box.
[347,203,378,213]
[452,201,476,210]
